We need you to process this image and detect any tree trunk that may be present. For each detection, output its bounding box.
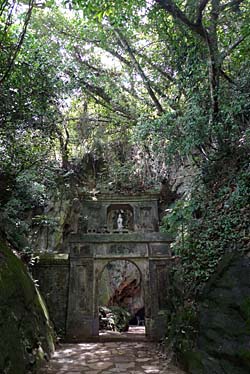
[206,0,220,125]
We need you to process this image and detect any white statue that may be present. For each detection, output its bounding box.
[117,213,123,230]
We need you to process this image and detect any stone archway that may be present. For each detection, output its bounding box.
[65,241,172,341]
[32,193,174,341]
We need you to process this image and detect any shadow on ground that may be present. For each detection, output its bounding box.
[39,327,185,373]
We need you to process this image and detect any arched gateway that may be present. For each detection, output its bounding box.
[34,193,174,341]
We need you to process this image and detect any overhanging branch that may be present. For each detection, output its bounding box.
[155,0,207,39]
[220,0,244,11]
[220,35,246,61]
[114,28,164,114]
[197,0,210,24]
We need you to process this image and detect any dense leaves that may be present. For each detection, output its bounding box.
[0,1,66,248]
[0,0,249,360]
[99,306,131,332]
[159,147,250,359]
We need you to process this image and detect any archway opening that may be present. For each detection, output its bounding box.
[98,259,145,338]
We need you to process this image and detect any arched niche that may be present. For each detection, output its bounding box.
[107,204,134,232]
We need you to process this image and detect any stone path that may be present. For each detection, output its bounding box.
[39,341,185,374]
[98,326,147,342]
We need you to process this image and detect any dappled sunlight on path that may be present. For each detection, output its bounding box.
[39,340,186,374]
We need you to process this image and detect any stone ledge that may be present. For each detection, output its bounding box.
[68,232,172,243]
[83,191,160,202]
[33,253,69,265]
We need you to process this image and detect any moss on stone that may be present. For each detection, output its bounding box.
[240,297,250,333]
[0,239,55,374]
[35,253,69,265]
[237,349,250,365]
[182,351,203,373]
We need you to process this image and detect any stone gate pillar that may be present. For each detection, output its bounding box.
[148,259,171,340]
[66,245,98,340]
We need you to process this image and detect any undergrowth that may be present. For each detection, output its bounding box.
[160,147,250,360]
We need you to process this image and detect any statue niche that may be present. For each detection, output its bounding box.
[107,204,134,232]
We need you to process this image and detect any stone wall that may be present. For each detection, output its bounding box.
[32,254,69,336]
[187,252,250,374]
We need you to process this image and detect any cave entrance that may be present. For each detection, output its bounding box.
[98,259,145,339]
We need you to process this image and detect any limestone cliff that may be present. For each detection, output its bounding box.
[99,260,144,316]
[0,238,54,374]
[161,149,250,372]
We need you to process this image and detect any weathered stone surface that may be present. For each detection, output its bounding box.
[136,357,152,362]
[32,254,69,335]
[88,362,113,370]
[39,341,185,373]
[99,260,143,316]
[188,253,250,374]
[0,239,54,374]
[33,193,173,341]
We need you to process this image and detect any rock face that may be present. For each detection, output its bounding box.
[188,252,250,374]
[0,239,54,374]
[99,260,144,316]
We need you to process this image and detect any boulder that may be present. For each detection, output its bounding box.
[0,239,54,374]
[187,252,250,374]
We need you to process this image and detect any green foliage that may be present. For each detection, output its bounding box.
[161,200,193,249]
[99,306,131,332]
[0,168,53,250]
[0,3,72,250]
[69,0,145,27]
[109,306,131,332]
[160,147,250,359]
[0,0,249,368]
[165,300,198,357]
[240,297,250,333]
[162,149,250,293]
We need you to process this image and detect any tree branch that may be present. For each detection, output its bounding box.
[155,0,207,39]
[82,81,137,121]
[64,116,111,123]
[0,0,9,17]
[73,46,120,77]
[0,0,35,84]
[114,28,164,114]
[220,35,246,61]
[0,0,16,43]
[196,0,210,24]
[220,0,244,11]
[220,69,235,84]
[134,50,175,82]
[60,29,134,68]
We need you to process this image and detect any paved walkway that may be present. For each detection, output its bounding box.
[39,339,185,374]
